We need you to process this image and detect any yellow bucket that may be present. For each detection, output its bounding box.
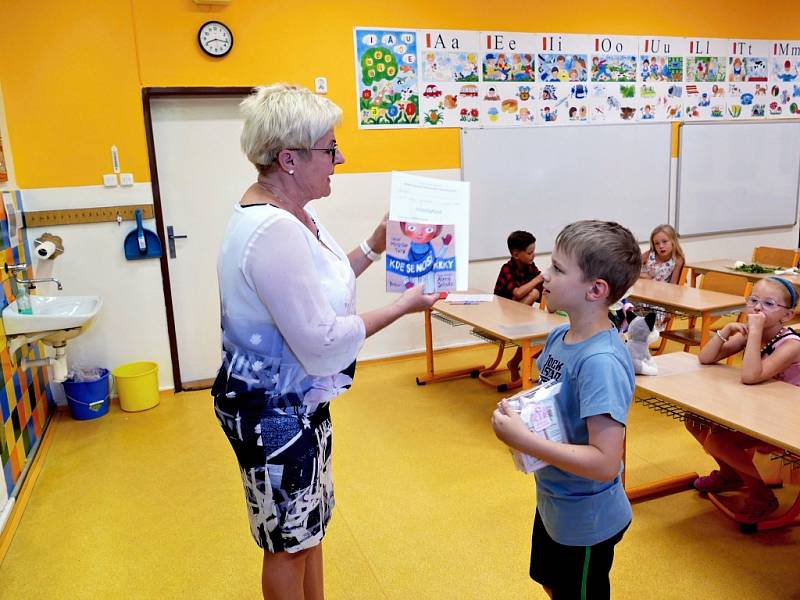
[112,361,160,412]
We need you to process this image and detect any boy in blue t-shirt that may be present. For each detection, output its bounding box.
[492,220,642,599]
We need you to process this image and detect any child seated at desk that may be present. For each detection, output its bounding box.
[691,277,800,522]
[639,224,686,331]
[494,230,545,381]
[640,224,685,284]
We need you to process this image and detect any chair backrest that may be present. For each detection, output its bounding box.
[751,246,800,268]
[700,271,751,296]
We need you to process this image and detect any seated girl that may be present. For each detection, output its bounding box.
[640,224,685,284]
[688,277,800,522]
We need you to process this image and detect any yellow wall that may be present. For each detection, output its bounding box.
[1,0,800,188]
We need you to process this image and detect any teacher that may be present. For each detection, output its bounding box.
[212,84,438,599]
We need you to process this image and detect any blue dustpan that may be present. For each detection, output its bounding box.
[124,209,162,260]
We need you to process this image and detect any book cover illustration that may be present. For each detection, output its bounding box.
[385,220,456,293]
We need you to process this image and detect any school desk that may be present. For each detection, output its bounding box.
[628,279,747,346]
[626,352,800,532]
[687,259,800,290]
[417,295,568,390]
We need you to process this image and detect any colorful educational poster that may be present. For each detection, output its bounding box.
[480,32,538,127]
[536,34,591,125]
[418,29,481,128]
[354,28,419,128]
[388,171,470,290]
[386,221,456,293]
[684,38,728,120]
[588,35,638,123]
[768,40,800,119]
[637,36,687,121]
[726,39,769,120]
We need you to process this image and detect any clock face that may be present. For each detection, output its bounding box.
[198,21,233,57]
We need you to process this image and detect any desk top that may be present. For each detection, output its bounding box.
[635,352,800,455]
[434,295,568,343]
[687,259,800,289]
[628,278,746,314]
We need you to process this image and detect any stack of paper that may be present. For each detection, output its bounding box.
[505,381,566,474]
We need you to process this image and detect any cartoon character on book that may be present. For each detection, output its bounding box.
[386,221,454,292]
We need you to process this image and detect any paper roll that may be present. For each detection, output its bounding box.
[36,240,57,258]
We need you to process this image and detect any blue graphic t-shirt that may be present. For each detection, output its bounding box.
[534,324,634,546]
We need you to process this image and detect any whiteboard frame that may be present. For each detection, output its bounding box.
[675,120,800,238]
[459,122,673,260]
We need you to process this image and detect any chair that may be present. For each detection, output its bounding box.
[477,295,547,392]
[651,267,687,355]
[658,271,751,352]
[751,246,800,268]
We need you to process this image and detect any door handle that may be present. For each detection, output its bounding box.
[167,225,188,259]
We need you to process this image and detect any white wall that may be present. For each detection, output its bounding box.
[21,184,173,389]
[17,170,799,392]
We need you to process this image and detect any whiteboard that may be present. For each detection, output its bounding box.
[460,124,672,260]
[676,121,800,237]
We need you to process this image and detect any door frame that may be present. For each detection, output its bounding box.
[141,86,252,392]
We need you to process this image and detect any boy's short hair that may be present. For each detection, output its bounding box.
[555,220,641,305]
[507,230,536,253]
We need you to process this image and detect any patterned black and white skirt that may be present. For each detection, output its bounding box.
[213,390,334,553]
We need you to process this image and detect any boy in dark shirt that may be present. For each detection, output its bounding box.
[494,230,544,381]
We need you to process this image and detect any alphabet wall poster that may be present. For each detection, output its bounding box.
[537,33,592,126]
[727,39,770,119]
[480,32,538,127]
[768,40,800,119]
[589,35,639,123]
[354,28,420,129]
[388,171,470,291]
[418,29,481,128]
[684,38,729,120]
[637,36,688,121]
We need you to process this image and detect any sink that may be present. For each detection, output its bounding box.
[2,295,103,336]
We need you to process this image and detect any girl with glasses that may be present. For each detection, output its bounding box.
[687,277,800,522]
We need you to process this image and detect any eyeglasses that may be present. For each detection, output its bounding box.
[287,143,339,164]
[745,295,790,311]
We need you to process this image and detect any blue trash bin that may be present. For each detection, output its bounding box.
[62,369,110,420]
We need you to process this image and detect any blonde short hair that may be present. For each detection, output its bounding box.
[240,84,342,173]
[555,220,642,305]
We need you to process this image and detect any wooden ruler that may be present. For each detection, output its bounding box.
[23,204,155,227]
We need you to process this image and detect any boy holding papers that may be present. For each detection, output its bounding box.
[492,221,641,600]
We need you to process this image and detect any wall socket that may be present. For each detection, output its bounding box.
[120,173,134,186]
[103,174,118,187]
[315,77,328,94]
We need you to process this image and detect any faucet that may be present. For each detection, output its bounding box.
[4,262,63,290]
[17,277,63,291]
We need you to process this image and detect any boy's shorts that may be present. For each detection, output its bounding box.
[529,510,629,600]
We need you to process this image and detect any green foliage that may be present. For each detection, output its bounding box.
[361,47,398,86]
[730,263,777,274]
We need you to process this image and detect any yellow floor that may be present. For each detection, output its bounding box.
[1,344,799,599]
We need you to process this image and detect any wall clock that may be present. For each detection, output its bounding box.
[198,21,233,57]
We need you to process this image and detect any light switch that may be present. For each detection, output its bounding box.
[103,174,118,187]
[315,77,328,94]
[120,173,134,186]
